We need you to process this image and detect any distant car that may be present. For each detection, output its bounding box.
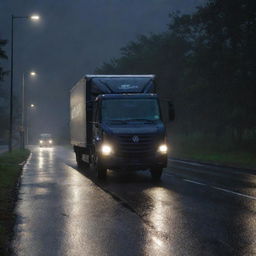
[39,133,53,147]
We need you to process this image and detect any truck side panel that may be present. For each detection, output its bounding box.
[70,78,87,147]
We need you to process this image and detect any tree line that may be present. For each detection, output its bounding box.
[0,39,8,142]
[96,0,256,144]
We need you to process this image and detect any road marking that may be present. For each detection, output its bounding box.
[23,153,32,169]
[164,171,206,186]
[163,172,175,177]
[167,164,228,179]
[168,158,256,177]
[183,179,206,186]
[165,171,256,201]
[212,186,256,200]
[168,158,204,167]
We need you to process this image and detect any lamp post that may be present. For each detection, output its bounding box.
[21,71,37,149]
[26,103,36,145]
[9,14,40,152]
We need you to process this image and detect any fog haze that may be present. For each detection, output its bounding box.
[0,0,203,142]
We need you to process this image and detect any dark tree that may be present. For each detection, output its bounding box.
[0,38,8,141]
[96,0,256,144]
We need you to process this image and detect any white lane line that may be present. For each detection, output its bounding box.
[183,179,206,186]
[212,186,256,200]
[164,172,206,186]
[164,171,256,201]
[168,158,256,177]
[23,152,32,169]
[164,172,175,177]
[168,158,204,167]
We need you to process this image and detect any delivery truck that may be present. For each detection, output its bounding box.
[70,75,174,180]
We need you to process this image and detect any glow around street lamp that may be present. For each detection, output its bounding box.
[30,71,36,76]
[30,15,40,21]
[30,104,35,108]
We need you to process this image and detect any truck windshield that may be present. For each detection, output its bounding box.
[101,98,160,122]
[40,134,52,139]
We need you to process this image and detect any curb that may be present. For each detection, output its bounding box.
[16,152,32,191]
[5,152,32,255]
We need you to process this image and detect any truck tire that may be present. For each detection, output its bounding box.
[150,168,163,181]
[75,151,83,168]
[97,166,107,180]
[94,155,107,180]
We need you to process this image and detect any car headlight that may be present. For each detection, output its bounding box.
[39,140,43,144]
[158,144,168,154]
[101,144,113,156]
[49,140,52,144]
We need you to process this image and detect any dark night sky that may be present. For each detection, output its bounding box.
[0,0,204,141]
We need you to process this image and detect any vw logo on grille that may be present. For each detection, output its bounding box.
[132,135,139,143]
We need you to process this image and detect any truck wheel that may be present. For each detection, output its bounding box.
[94,155,107,180]
[150,168,163,181]
[75,151,83,167]
[97,166,107,180]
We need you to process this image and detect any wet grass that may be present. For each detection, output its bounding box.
[169,134,256,169]
[0,149,30,255]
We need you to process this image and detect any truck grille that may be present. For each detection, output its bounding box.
[114,134,157,159]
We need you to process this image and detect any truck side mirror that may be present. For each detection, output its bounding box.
[168,102,175,121]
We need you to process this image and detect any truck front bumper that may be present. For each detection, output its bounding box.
[100,153,167,170]
[39,142,53,147]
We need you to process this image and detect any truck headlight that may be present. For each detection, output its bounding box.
[39,140,43,144]
[49,140,52,144]
[101,144,113,156]
[158,144,168,154]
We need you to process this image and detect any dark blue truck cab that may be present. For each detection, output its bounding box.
[70,75,174,180]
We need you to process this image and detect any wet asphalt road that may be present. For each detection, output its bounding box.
[12,146,256,256]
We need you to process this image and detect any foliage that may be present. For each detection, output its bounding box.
[96,0,256,144]
[169,134,256,168]
[0,39,8,142]
[0,39,8,81]
[0,149,30,255]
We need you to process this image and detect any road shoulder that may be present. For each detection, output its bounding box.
[0,149,30,255]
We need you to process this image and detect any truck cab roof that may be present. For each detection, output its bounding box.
[71,74,156,96]
[85,74,155,79]
[96,93,158,101]
[88,75,156,94]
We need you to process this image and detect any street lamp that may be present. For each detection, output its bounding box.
[30,15,40,21]
[9,14,41,152]
[27,103,36,145]
[20,71,37,149]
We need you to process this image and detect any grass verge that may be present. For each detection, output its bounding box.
[0,149,30,255]
[169,134,256,169]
